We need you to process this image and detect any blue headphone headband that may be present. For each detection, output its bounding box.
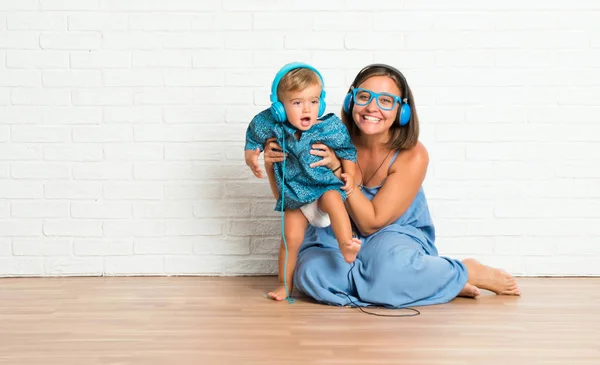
[269,62,327,123]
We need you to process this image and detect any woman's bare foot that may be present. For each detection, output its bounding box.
[267,285,290,301]
[340,238,361,263]
[458,283,480,298]
[462,258,521,296]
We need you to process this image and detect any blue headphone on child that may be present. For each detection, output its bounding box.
[269,62,327,123]
[343,63,412,126]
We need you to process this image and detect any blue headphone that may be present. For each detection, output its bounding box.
[269,62,327,123]
[343,63,411,126]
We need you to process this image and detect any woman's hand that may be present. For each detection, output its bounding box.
[264,138,286,167]
[309,143,341,170]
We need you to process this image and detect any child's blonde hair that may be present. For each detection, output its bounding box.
[276,68,322,99]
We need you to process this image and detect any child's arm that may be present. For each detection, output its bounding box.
[245,148,264,178]
[340,159,356,190]
[265,158,279,200]
[245,109,277,178]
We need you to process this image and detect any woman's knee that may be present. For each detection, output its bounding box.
[294,248,349,289]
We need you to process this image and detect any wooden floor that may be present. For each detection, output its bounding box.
[0,276,599,365]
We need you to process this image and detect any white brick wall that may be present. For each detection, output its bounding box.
[1,1,599,277]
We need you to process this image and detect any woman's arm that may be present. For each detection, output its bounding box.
[345,142,429,236]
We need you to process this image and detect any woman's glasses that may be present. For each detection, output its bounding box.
[351,88,403,111]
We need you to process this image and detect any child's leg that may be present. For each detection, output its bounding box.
[318,190,361,263]
[268,208,308,301]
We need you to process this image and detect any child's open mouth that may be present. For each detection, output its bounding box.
[300,117,311,127]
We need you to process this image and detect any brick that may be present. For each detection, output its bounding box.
[10,125,70,143]
[164,183,222,200]
[43,144,103,162]
[0,144,41,161]
[165,219,223,236]
[12,238,72,256]
[45,257,103,275]
[41,0,98,10]
[0,238,10,255]
[0,0,39,10]
[10,162,70,179]
[72,89,133,106]
[68,13,128,31]
[164,256,276,275]
[133,202,193,219]
[163,69,224,87]
[103,106,162,124]
[104,143,163,161]
[103,182,162,200]
[163,143,223,161]
[43,220,102,237]
[192,12,251,31]
[70,51,130,69]
[226,32,284,50]
[193,237,251,255]
[129,14,191,31]
[7,13,66,30]
[103,70,162,87]
[134,237,194,255]
[103,220,164,237]
[133,51,192,68]
[0,200,8,218]
[285,32,344,50]
[0,182,43,199]
[0,258,44,276]
[100,0,220,11]
[74,238,134,256]
[43,106,102,124]
[71,202,132,219]
[11,201,69,218]
[40,33,101,50]
[72,125,133,142]
[253,13,313,31]
[44,181,102,200]
[104,256,165,275]
[0,106,42,124]
[193,199,251,218]
[43,70,102,87]
[0,32,39,49]
[7,51,69,69]
[11,88,70,106]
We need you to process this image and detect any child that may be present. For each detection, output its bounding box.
[244,62,361,301]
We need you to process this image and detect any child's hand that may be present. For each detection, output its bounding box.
[340,172,355,191]
[244,148,263,178]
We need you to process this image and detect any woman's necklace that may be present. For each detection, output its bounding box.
[357,149,393,189]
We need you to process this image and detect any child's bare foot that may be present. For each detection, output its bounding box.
[340,238,361,263]
[462,258,521,296]
[458,282,480,298]
[267,285,290,301]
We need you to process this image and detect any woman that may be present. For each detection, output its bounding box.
[263,64,520,307]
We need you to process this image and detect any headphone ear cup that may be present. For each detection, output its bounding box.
[398,103,411,126]
[318,98,326,117]
[343,92,352,114]
[270,101,287,123]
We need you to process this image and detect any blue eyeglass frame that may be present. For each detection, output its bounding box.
[351,87,403,111]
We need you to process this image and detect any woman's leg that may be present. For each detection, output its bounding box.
[293,243,359,306]
[462,258,521,295]
[354,231,470,307]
